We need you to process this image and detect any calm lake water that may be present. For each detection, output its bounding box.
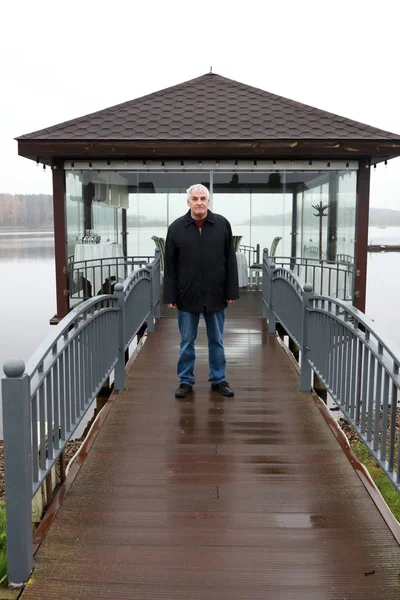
[0,226,400,438]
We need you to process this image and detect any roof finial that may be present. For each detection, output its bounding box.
[210,66,212,74]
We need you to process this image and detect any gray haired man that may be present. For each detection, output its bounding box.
[164,184,239,398]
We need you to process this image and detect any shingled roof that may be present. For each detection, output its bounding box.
[17,73,400,142]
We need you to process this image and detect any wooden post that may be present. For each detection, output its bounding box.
[354,160,371,312]
[52,161,69,319]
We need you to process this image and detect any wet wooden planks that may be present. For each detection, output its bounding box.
[22,317,400,599]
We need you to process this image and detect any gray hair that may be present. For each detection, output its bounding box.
[186,184,210,200]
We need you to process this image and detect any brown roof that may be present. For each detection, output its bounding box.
[17,73,400,142]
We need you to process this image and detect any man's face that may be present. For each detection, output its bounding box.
[188,191,210,219]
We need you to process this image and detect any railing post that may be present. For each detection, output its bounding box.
[261,248,269,320]
[300,283,313,392]
[113,283,126,391]
[268,261,276,334]
[1,359,33,587]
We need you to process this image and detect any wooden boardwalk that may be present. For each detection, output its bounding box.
[22,317,400,599]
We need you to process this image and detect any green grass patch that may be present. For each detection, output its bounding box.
[351,440,400,521]
[0,501,7,586]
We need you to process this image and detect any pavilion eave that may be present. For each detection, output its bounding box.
[17,139,400,166]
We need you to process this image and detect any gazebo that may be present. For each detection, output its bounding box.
[16,73,400,319]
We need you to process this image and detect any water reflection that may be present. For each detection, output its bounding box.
[0,231,56,437]
[0,231,54,260]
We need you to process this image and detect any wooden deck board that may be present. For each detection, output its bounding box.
[22,317,400,599]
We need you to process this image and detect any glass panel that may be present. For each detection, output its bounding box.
[212,172,251,250]
[127,172,210,257]
[213,171,292,265]
[294,171,329,260]
[337,170,357,259]
[65,172,84,258]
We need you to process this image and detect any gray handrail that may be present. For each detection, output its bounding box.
[69,254,154,300]
[273,254,356,301]
[1,250,161,586]
[262,248,400,497]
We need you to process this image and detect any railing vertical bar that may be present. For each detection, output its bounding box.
[95,308,100,388]
[53,361,60,450]
[31,393,39,484]
[349,332,357,420]
[380,372,390,462]
[79,327,85,412]
[336,262,339,298]
[325,311,330,382]
[46,373,53,460]
[327,308,333,387]
[337,322,344,407]
[70,338,76,428]
[355,340,363,426]
[367,356,376,443]
[59,353,66,440]
[320,265,324,296]
[360,342,369,434]
[344,326,351,412]
[86,317,92,404]
[332,319,338,398]
[373,361,383,452]
[388,373,398,472]
[39,384,46,471]
[65,342,71,434]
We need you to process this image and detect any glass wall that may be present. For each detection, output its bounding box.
[65,171,127,258]
[65,167,357,263]
[337,170,357,258]
[127,172,210,256]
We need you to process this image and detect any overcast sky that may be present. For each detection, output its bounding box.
[2,0,400,209]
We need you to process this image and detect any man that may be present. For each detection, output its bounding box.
[164,183,239,399]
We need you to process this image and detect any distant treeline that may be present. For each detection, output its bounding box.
[0,194,53,228]
[0,193,400,228]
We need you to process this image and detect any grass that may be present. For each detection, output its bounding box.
[0,502,7,586]
[350,440,400,521]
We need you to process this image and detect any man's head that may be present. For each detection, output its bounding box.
[187,184,210,219]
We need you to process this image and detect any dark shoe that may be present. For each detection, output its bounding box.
[211,381,234,397]
[175,383,193,398]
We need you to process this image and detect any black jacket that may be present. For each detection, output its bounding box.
[164,210,239,313]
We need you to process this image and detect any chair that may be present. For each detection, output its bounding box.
[248,237,282,288]
[232,235,243,252]
[270,236,282,258]
[248,243,262,289]
[304,245,326,260]
[151,236,165,271]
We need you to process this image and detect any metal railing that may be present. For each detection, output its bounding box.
[1,250,161,586]
[239,243,260,267]
[273,255,357,301]
[262,248,400,497]
[69,254,155,301]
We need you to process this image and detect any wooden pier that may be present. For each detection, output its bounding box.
[21,317,400,599]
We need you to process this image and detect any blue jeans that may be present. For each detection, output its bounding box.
[177,309,226,385]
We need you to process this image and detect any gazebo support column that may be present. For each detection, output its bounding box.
[327,172,338,262]
[354,160,371,312]
[52,162,69,320]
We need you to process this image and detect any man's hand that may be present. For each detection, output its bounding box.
[168,303,177,309]
[227,300,235,305]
